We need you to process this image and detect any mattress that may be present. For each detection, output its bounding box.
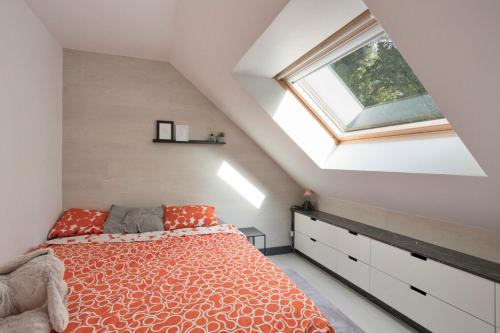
[46,225,334,333]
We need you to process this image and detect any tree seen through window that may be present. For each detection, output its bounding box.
[330,35,427,108]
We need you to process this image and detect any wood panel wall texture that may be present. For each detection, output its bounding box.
[318,196,500,263]
[62,49,500,260]
[63,49,302,247]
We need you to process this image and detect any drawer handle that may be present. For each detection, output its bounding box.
[411,252,427,261]
[310,238,317,242]
[410,285,427,296]
[348,256,358,262]
[348,230,358,236]
[310,217,317,221]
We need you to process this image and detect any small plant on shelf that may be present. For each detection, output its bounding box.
[216,132,225,143]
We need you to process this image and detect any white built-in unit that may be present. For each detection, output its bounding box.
[293,211,499,333]
[496,283,499,333]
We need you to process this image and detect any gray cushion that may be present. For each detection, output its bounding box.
[122,207,164,233]
[103,205,129,234]
[103,205,163,234]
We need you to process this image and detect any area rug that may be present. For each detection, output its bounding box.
[282,268,365,333]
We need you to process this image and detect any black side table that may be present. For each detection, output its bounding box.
[239,227,267,255]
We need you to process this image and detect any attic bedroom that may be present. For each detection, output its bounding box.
[1,0,499,332]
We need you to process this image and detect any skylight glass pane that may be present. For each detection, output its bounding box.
[332,35,426,108]
[293,35,445,133]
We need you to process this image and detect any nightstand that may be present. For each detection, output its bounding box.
[239,227,267,255]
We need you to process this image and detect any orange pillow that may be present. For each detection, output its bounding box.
[48,208,109,240]
[163,205,219,230]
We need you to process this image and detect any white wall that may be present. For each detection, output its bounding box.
[63,50,302,248]
[0,1,62,262]
[318,196,500,263]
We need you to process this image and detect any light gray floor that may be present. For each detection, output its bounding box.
[270,253,417,333]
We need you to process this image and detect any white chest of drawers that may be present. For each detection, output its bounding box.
[294,231,338,273]
[337,228,370,264]
[292,211,498,333]
[370,268,493,333]
[337,252,370,291]
[371,239,494,324]
[294,212,341,249]
[496,284,499,330]
[294,213,370,291]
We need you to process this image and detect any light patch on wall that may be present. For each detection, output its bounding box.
[217,161,265,208]
[272,90,337,166]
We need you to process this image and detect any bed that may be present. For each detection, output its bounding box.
[45,224,334,333]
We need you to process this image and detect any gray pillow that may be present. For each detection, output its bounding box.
[103,205,129,234]
[122,207,164,233]
[103,205,163,234]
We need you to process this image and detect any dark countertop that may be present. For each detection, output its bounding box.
[292,207,500,283]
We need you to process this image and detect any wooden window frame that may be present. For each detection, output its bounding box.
[274,10,453,143]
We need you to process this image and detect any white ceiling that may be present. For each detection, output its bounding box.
[26,0,500,232]
[25,0,178,61]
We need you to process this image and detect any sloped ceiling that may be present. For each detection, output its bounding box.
[169,0,500,232]
[25,0,178,61]
[27,0,500,232]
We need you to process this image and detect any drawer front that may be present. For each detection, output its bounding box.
[337,228,370,264]
[496,284,499,328]
[294,213,317,237]
[337,253,369,291]
[371,240,495,324]
[294,213,340,249]
[314,220,342,250]
[294,231,338,273]
[371,268,494,333]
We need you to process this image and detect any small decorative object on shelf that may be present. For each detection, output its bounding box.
[175,125,189,142]
[152,125,225,144]
[209,133,216,143]
[303,189,314,210]
[216,132,225,143]
[156,120,174,141]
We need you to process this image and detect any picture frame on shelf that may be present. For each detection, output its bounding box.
[156,120,174,141]
[175,125,190,142]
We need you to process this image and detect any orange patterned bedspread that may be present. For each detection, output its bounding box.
[47,225,334,333]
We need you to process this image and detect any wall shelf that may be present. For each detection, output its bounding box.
[152,139,225,144]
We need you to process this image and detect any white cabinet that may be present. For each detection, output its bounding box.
[293,212,498,332]
[295,213,369,263]
[314,221,342,250]
[371,267,494,333]
[294,231,338,273]
[294,213,341,250]
[496,283,499,328]
[337,228,370,264]
[371,239,495,324]
[294,213,318,238]
[294,213,316,236]
[337,252,369,291]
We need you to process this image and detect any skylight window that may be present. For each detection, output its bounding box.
[276,10,452,141]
